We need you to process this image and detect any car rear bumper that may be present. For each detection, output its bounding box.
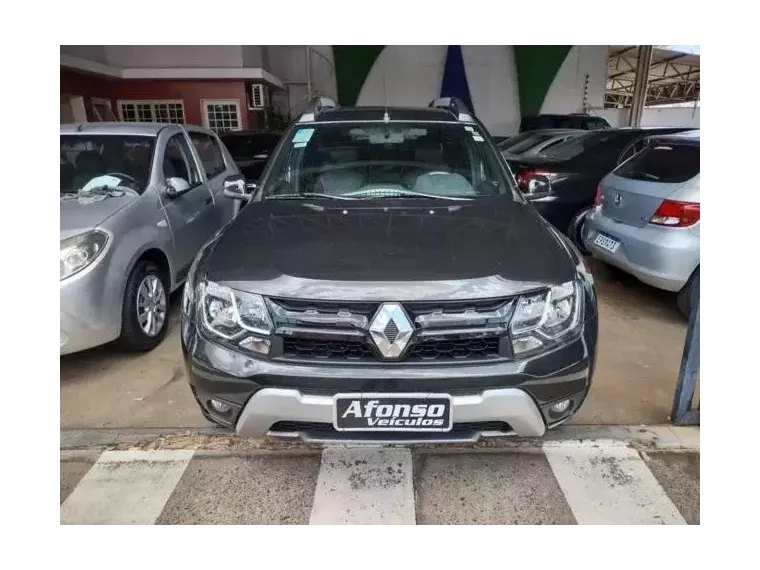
[582,208,699,292]
[182,315,597,442]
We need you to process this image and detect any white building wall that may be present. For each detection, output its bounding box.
[593,106,700,128]
[355,45,608,136]
[358,40,702,135]
[541,45,608,114]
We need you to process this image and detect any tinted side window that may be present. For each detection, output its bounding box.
[222,134,280,159]
[189,132,226,179]
[163,134,201,185]
[584,117,610,130]
[615,143,700,183]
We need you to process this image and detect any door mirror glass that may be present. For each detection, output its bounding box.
[223,173,251,201]
[165,177,191,198]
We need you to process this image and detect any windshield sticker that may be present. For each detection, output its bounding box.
[292,128,315,144]
[464,126,474,132]
[472,134,484,142]
[294,142,308,148]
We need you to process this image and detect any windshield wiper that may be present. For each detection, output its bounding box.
[266,193,359,201]
[342,188,472,201]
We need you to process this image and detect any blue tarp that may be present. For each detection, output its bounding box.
[440,45,474,113]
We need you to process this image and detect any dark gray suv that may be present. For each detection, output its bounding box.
[180,97,598,443]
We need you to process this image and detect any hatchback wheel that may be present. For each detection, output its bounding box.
[115,260,169,351]
[677,267,699,318]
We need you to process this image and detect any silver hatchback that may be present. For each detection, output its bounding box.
[60,122,240,355]
[583,130,700,315]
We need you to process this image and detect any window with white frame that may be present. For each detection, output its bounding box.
[119,101,185,124]
[202,100,241,132]
[91,98,116,121]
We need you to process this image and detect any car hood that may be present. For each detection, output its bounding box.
[205,198,577,301]
[60,194,136,239]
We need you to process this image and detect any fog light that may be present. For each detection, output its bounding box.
[549,399,571,414]
[210,399,232,414]
[239,336,271,355]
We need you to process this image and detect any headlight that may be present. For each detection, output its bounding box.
[510,281,581,357]
[197,280,273,356]
[182,250,204,318]
[60,230,108,280]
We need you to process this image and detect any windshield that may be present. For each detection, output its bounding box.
[615,142,699,183]
[61,135,155,194]
[539,131,616,160]
[500,132,554,154]
[261,122,514,200]
[221,133,281,160]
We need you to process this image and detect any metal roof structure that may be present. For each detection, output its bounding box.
[605,45,700,108]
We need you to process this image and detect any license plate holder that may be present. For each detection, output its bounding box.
[333,393,453,432]
[594,232,621,253]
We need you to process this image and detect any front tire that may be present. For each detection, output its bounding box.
[115,260,169,351]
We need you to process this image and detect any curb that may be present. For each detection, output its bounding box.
[60,424,699,452]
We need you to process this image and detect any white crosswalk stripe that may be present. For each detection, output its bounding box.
[310,448,415,525]
[60,441,698,525]
[61,450,194,525]
[543,440,687,525]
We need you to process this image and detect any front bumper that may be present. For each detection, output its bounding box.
[182,314,597,442]
[583,208,699,292]
[60,254,122,355]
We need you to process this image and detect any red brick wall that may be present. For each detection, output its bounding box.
[60,69,256,129]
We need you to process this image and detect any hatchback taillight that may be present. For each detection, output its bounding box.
[517,169,553,195]
[650,199,700,227]
[594,185,603,207]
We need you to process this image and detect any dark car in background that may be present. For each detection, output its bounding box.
[498,129,584,160]
[506,127,696,240]
[220,130,282,184]
[519,114,611,133]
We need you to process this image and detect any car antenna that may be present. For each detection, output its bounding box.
[382,73,390,123]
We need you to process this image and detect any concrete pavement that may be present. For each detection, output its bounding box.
[61,428,699,525]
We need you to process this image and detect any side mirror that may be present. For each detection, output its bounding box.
[165,177,191,198]
[223,173,252,202]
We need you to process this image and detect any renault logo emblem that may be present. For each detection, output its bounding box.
[369,303,413,358]
[614,193,623,206]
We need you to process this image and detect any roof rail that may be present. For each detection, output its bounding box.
[428,97,474,122]
[298,96,338,123]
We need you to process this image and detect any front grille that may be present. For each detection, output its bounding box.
[270,297,513,364]
[407,337,500,361]
[281,336,502,362]
[282,337,373,361]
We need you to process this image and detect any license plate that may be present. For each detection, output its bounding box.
[333,393,453,432]
[594,232,621,253]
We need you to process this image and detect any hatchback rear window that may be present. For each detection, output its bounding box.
[615,143,699,183]
[583,117,611,130]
